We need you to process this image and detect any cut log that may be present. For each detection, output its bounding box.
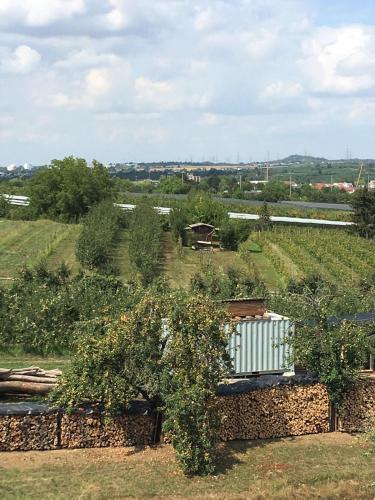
[0,375,58,384]
[0,381,55,395]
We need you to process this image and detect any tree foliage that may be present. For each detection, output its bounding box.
[351,187,375,238]
[187,192,228,227]
[52,290,231,475]
[0,263,138,355]
[169,207,189,245]
[272,280,373,409]
[76,200,123,271]
[190,260,267,300]
[256,202,273,231]
[28,157,113,222]
[128,201,162,285]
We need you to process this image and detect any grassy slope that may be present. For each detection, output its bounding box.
[0,219,80,279]
[0,434,374,499]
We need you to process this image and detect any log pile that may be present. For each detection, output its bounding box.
[60,413,154,449]
[0,413,58,451]
[339,378,375,432]
[0,367,61,395]
[218,383,330,441]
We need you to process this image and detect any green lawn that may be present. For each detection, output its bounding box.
[0,219,80,280]
[0,433,374,499]
[0,354,70,371]
[162,232,249,288]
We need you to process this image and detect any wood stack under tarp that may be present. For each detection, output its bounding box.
[0,367,61,395]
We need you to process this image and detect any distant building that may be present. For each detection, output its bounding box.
[312,182,331,190]
[369,180,375,191]
[185,223,216,242]
[333,182,355,193]
[186,172,201,183]
[312,182,355,193]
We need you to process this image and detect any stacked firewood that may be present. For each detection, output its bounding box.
[218,383,330,441]
[339,378,375,432]
[0,414,58,451]
[0,367,61,395]
[61,413,154,448]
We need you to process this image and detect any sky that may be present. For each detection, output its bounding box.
[1,0,375,165]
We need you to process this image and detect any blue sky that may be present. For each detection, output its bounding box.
[1,0,375,165]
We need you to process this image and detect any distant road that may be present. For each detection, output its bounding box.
[279,201,351,211]
[122,192,352,211]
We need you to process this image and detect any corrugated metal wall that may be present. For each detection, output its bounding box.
[228,319,294,375]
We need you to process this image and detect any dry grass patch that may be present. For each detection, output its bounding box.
[0,433,374,499]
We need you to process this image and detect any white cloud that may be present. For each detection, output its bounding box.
[103,0,181,32]
[260,81,304,100]
[0,0,86,27]
[1,45,41,74]
[300,25,375,94]
[86,68,111,97]
[199,112,221,126]
[55,49,122,69]
[349,98,375,122]
[135,77,177,110]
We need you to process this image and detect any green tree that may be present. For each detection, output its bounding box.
[76,200,122,271]
[351,187,375,238]
[187,192,228,227]
[128,202,162,285]
[258,181,289,202]
[0,195,10,218]
[158,175,190,194]
[170,207,189,245]
[28,157,114,222]
[52,291,231,476]
[256,202,273,231]
[275,283,373,409]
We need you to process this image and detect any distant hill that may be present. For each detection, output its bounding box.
[277,154,328,164]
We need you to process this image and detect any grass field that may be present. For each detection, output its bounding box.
[0,219,81,280]
[0,354,70,371]
[0,433,374,499]
[161,233,250,287]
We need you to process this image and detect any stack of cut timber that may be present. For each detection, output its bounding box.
[0,367,61,395]
[339,378,375,432]
[0,413,58,451]
[60,413,154,448]
[218,383,330,441]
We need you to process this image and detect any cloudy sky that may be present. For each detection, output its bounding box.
[1,0,375,165]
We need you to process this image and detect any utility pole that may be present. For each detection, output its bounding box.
[239,174,242,190]
[289,173,292,199]
[331,175,333,191]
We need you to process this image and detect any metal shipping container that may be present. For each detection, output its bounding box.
[228,313,294,376]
